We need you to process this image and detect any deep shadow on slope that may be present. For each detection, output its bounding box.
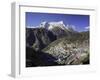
[26,47,59,67]
[26,28,57,50]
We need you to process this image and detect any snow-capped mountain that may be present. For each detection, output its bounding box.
[39,21,76,38]
[26,21,78,51]
[40,21,74,31]
[48,21,66,30]
[26,21,89,67]
[27,21,76,33]
[40,21,49,29]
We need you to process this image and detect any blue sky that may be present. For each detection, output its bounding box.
[26,12,89,32]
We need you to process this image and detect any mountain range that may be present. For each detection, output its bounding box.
[26,21,89,67]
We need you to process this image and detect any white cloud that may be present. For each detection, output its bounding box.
[66,24,76,31]
[27,26,38,28]
[71,25,76,30]
[85,26,89,30]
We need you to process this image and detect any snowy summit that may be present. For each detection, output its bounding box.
[39,21,75,32]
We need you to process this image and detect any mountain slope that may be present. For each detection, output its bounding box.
[26,28,57,50]
[42,32,89,65]
[26,21,77,50]
[26,47,59,67]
